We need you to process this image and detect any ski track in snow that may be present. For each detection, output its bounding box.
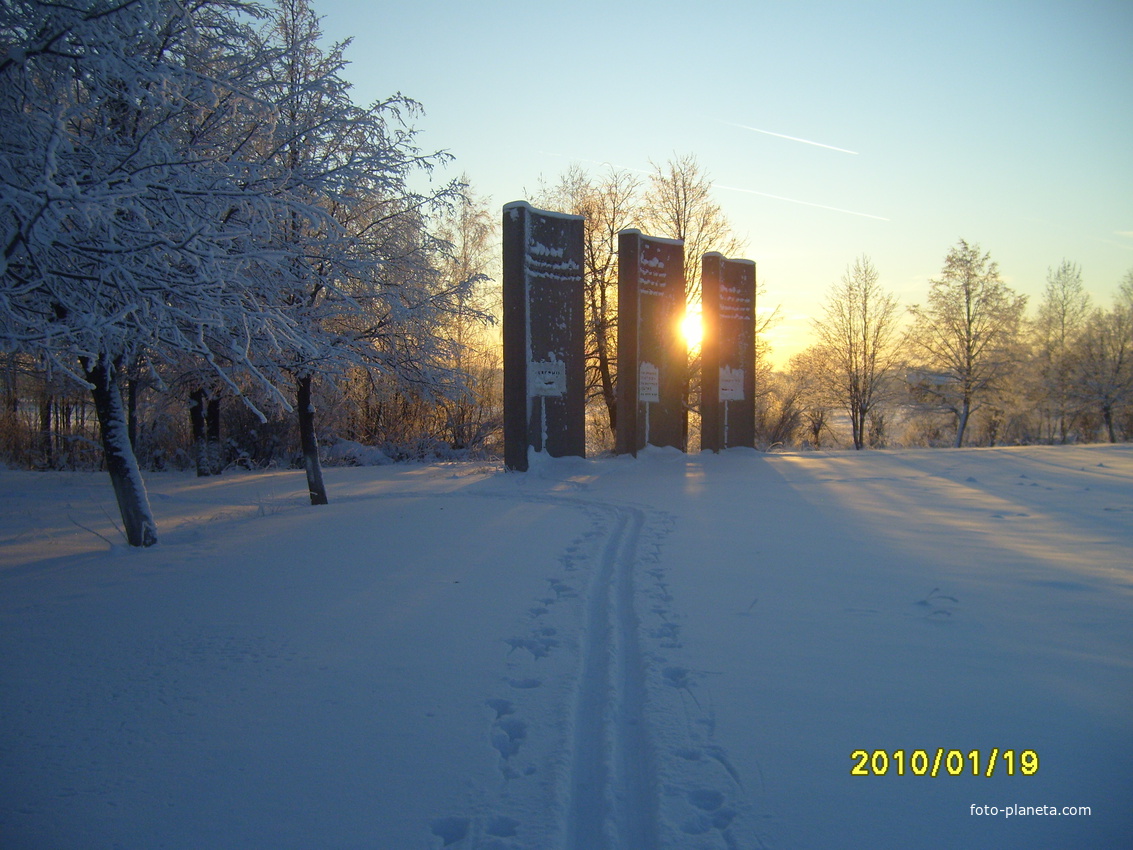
[429,480,744,850]
[564,499,653,850]
[6,448,1130,848]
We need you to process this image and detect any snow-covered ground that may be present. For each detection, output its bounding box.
[2,445,1131,849]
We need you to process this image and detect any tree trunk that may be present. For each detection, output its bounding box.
[188,389,210,477]
[852,404,866,450]
[127,377,138,451]
[598,343,617,435]
[38,391,53,468]
[954,400,971,448]
[86,355,157,547]
[206,394,222,475]
[297,374,328,505]
[1,359,17,459]
[1104,405,1116,443]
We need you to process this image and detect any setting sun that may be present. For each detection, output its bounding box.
[681,307,702,349]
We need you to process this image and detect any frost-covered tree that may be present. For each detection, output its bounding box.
[907,240,1027,447]
[1032,260,1090,442]
[0,0,308,545]
[642,153,744,301]
[250,0,484,502]
[432,178,499,452]
[788,346,834,448]
[1071,293,1133,443]
[812,256,902,449]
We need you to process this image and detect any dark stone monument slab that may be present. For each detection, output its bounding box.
[502,201,586,471]
[616,229,687,455]
[701,252,757,451]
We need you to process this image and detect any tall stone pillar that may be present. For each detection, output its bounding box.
[502,202,587,471]
[701,253,757,452]
[616,229,686,456]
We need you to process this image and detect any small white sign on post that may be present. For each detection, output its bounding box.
[719,366,745,401]
[638,361,660,403]
[529,360,567,397]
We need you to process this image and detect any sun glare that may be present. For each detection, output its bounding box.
[681,308,703,350]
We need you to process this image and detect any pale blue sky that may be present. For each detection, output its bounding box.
[318,0,1133,362]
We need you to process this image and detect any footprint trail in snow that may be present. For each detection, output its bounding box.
[432,484,747,849]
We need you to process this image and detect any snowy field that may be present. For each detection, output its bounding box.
[2,445,1131,849]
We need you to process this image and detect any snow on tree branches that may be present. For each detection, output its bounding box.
[1,0,487,541]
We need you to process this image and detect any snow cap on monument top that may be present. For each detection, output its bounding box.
[619,227,684,246]
[503,200,584,221]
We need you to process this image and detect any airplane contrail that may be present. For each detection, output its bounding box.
[724,121,859,155]
[714,183,889,221]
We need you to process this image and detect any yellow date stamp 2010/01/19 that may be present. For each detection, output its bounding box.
[850,748,1039,777]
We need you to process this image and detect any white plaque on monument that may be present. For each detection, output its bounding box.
[719,365,745,401]
[639,361,660,403]
[529,360,567,397]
